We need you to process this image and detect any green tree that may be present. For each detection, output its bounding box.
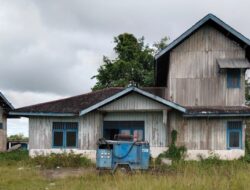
[92,33,168,90]
[8,134,28,141]
[153,36,169,54]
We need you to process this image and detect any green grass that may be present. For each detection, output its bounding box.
[31,152,93,169]
[0,150,29,162]
[1,151,250,190]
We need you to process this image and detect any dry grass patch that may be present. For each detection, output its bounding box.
[1,151,250,190]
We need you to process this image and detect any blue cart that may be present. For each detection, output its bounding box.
[96,138,150,172]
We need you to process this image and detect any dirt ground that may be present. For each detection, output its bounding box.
[41,167,97,179]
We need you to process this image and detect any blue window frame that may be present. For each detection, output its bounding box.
[52,122,78,148]
[103,121,144,141]
[227,121,242,149]
[227,69,241,88]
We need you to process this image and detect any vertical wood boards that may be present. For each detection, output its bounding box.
[79,112,103,150]
[103,112,167,147]
[29,110,168,150]
[29,113,103,150]
[169,111,246,150]
[28,92,171,151]
[168,24,245,106]
[99,93,168,111]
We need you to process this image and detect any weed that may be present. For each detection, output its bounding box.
[31,152,92,169]
[156,130,187,164]
[0,150,29,165]
[0,155,250,189]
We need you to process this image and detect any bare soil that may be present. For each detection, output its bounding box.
[41,167,96,179]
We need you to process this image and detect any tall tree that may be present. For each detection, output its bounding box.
[8,134,28,141]
[92,33,168,90]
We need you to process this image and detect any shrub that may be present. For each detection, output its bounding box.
[156,130,187,164]
[245,139,250,155]
[198,153,223,165]
[31,152,92,169]
[242,139,250,162]
[0,150,29,163]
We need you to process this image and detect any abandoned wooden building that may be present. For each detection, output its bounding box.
[0,92,14,151]
[9,14,250,160]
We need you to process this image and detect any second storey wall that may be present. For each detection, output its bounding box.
[168,24,246,106]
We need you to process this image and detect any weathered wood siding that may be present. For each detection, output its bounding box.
[168,24,245,106]
[29,111,167,150]
[99,93,168,147]
[104,112,167,147]
[99,93,168,111]
[0,106,7,151]
[29,93,171,151]
[29,112,103,150]
[79,112,103,150]
[169,111,246,150]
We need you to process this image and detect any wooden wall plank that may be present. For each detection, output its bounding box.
[168,24,245,106]
[169,111,246,150]
[99,93,168,111]
[103,112,167,147]
[29,111,168,150]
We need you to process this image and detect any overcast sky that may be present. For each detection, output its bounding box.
[1,0,250,136]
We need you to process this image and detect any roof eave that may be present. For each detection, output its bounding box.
[0,92,14,110]
[133,87,186,112]
[8,111,76,117]
[79,86,186,116]
[183,113,250,118]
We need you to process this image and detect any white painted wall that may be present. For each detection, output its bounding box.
[29,147,244,161]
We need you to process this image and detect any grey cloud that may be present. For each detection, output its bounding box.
[1,0,250,99]
[1,0,250,136]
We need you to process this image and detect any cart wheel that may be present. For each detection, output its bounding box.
[113,164,132,174]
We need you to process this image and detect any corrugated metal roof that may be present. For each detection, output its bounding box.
[155,14,250,60]
[217,59,250,69]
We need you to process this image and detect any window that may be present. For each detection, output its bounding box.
[227,69,241,88]
[52,122,78,148]
[0,123,2,129]
[53,131,63,147]
[103,121,144,141]
[227,121,242,149]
